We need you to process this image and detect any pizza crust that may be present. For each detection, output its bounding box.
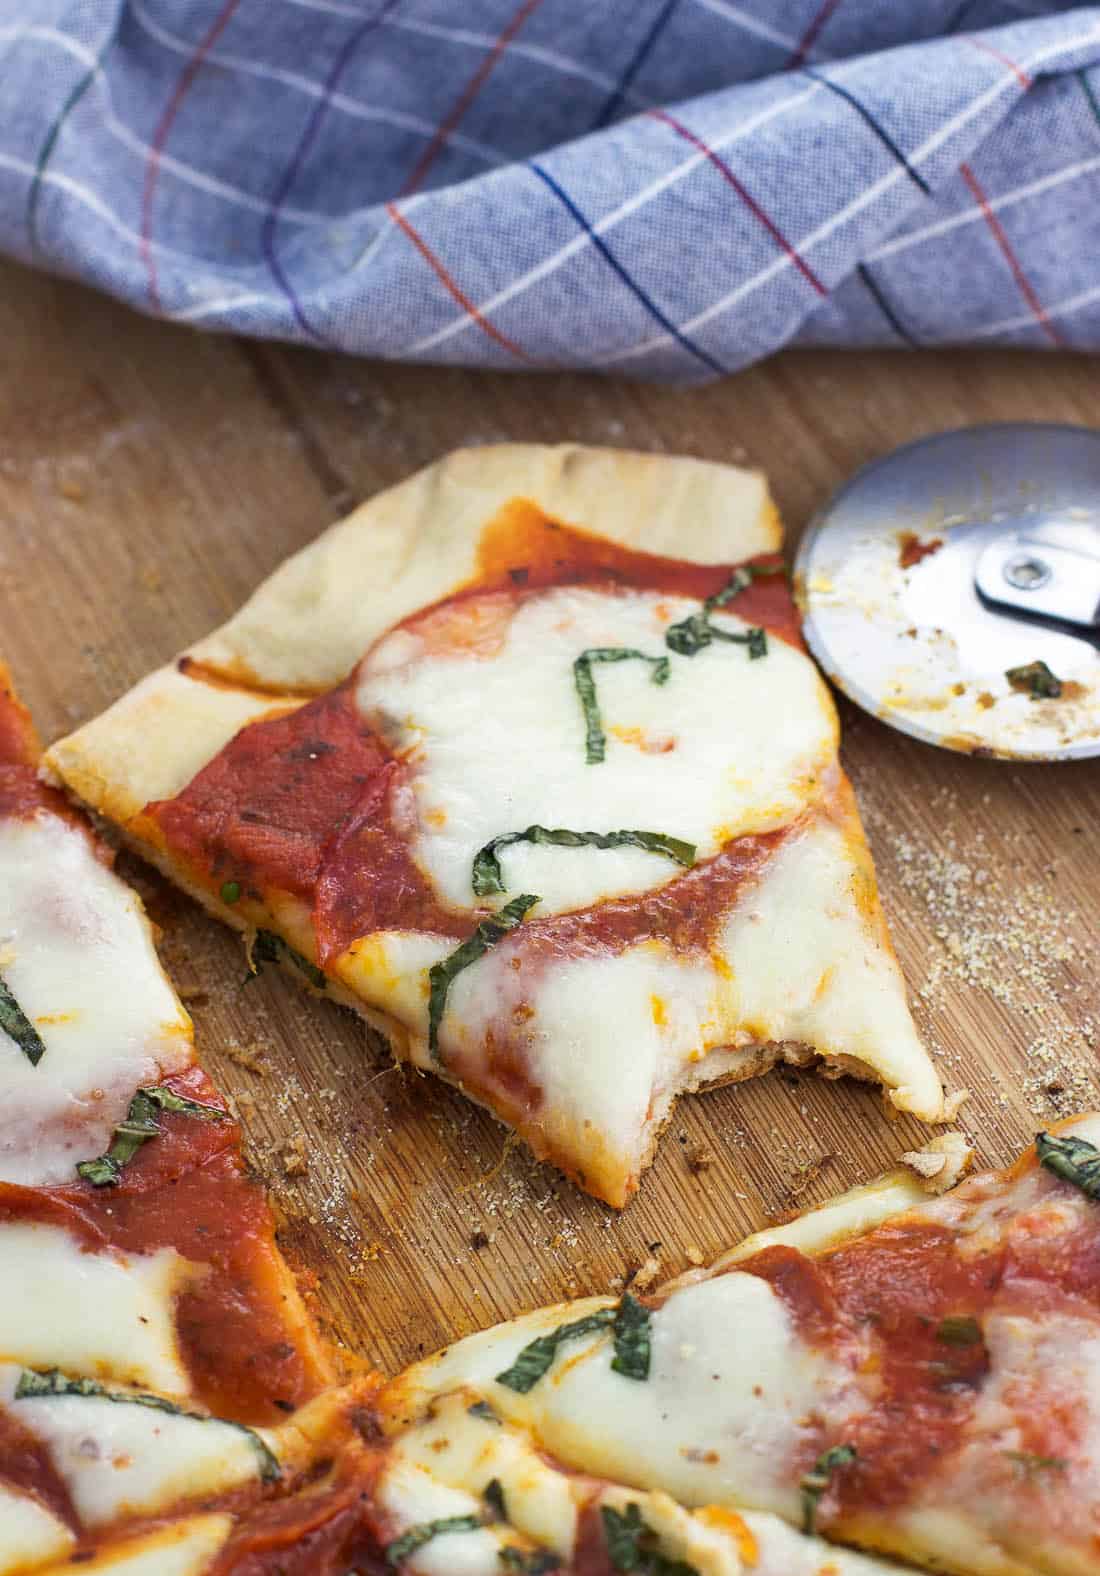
[185,444,780,694]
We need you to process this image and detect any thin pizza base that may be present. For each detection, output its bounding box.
[372,1116,1100,1576]
[45,445,952,1208]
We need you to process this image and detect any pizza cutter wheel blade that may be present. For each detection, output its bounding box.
[794,424,1100,761]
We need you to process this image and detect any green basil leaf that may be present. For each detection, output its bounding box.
[0,974,46,1067]
[573,648,670,765]
[244,928,326,990]
[220,880,241,904]
[600,1503,697,1575]
[1036,1131,1100,1200]
[935,1315,983,1347]
[385,1515,483,1566]
[468,1399,499,1423]
[1004,1451,1068,1477]
[15,1368,279,1481]
[428,894,540,1062]
[472,827,695,899]
[1006,660,1063,699]
[499,1549,561,1572]
[76,1084,225,1188]
[484,1477,507,1521]
[665,562,778,662]
[494,1308,616,1393]
[800,1443,857,1535]
[611,1293,651,1381]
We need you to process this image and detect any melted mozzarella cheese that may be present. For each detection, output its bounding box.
[0,1367,265,1527]
[0,811,193,1186]
[738,1509,915,1575]
[447,940,733,1191]
[0,1224,193,1395]
[718,816,941,1118]
[388,1391,578,1556]
[376,1460,509,1576]
[356,586,835,916]
[379,1392,908,1576]
[0,1481,74,1573]
[390,1274,866,1523]
[34,1514,232,1575]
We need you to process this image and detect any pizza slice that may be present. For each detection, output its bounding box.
[0,666,381,1575]
[366,1117,1100,1576]
[45,445,953,1207]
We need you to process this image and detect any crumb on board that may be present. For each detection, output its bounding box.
[281,1135,308,1178]
[224,1038,270,1074]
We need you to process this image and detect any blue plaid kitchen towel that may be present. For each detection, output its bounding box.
[3,2,1100,380]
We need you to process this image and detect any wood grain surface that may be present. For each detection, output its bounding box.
[1,257,1097,1377]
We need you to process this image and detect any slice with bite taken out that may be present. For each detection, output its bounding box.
[44,445,954,1207]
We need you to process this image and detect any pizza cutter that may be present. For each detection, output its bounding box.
[794,424,1100,761]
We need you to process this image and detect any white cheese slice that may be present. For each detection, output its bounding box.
[356,585,835,916]
[34,1514,232,1575]
[0,811,193,1186]
[0,1366,265,1528]
[0,1481,74,1573]
[0,1224,193,1395]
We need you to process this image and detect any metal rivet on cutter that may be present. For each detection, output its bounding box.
[794,424,1100,761]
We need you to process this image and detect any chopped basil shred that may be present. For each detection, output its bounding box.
[0,974,46,1066]
[220,880,241,905]
[664,562,782,661]
[600,1503,697,1575]
[428,894,540,1061]
[935,1315,983,1347]
[800,1444,857,1535]
[1004,1450,1068,1476]
[484,1477,507,1521]
[15,1368,279,1481]
[468,1399,499,1422]
[610,1293,651,1381]
[1036,1130,1100,1199]
[573,648,670,765]
[472,827,695,899]
[495,1294,652,1393]
[495,1307,616,1393]
[499,1549,561,1573]
[385,1515,482,1566]
[76,1084,226,1187]
[1006,659,1063,699]
[244,928,327,991]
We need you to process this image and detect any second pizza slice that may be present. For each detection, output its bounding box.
[46,445,952,1206]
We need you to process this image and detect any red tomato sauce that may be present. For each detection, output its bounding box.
[0,760,86,829]
[0,1066,329,1426]
[736,1224,1010,1518]
[0,680,105,835]
[149,506,804,972]
[211,1457,386,1576]
[0,1410,77,1533]
[0,675,38,769]
[470,502,801,651]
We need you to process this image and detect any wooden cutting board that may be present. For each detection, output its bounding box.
[2,256,1097,1377]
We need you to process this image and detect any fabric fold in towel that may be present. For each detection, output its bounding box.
[2,1,1099,380]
